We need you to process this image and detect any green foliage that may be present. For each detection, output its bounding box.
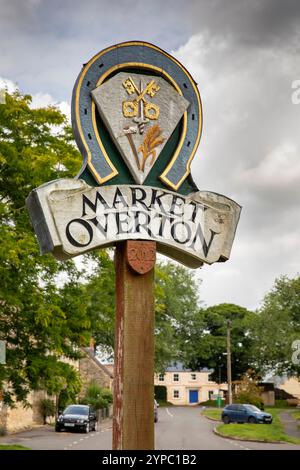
[233,370,264,409]
[201,399,225,407]
[0,444,30,450]
[202,408,222,419]
[154,262,200,371]
[0,90,101,405]
[155,385,167,401]
[39,398,55,424]
[274,400,290,408]
[217,408,300,444]
[249,275,300,376]
[181,303,254,381]
[85,259,201,372]
[85,252,116,355]
[79,381,113,410]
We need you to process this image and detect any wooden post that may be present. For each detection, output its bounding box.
[113,240,156,450]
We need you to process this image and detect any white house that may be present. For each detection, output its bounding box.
[154,362,227,405]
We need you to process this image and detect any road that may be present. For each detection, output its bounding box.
[1,406,300,450]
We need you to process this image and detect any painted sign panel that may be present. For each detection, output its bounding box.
[27,179,240,269]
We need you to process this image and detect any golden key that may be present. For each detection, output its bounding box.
[122,77,160,122]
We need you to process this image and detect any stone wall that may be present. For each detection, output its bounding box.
[0,390,52,434]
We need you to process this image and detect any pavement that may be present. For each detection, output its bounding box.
[1,407,300,450]
[279,411,300,439]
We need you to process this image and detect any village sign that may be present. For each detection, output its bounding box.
[26,42,241,449]
[27,42,240,270]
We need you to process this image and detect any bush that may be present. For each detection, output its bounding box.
[273,399,289,408]
[234,392,264,409]
[233,370,264,410]
[200,399,225,407]
[39,398,55,424]
[79,382,113,411]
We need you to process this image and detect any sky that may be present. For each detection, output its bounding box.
[1,0,300,310]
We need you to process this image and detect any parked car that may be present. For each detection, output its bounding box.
[222,404,272,424]
[154,399,159,423]
[55,404,97,433]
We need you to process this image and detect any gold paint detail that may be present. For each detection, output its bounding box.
[138,124,165,172]
[122,100,138,118]
[75,41,202,188]
[122,78,136,95]
[144,102,159,120]
[121,77,160,121]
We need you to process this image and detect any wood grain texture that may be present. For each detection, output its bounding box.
[113,241,155,450]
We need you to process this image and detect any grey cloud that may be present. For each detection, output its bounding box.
[1,0,300,308]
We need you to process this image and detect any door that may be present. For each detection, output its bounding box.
[189,390,198,403]
[238,406,248,423]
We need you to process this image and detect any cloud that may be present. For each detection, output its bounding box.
[172,29,300,309]
[0,77,71,121]
[239,143,300,191]
[1,1,300,309]
[0,77,18,93]
[30,92,71,121]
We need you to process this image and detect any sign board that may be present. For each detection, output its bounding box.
[27,41,240,269]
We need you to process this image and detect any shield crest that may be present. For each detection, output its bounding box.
[126,241,156,274]
[92,72,189,184]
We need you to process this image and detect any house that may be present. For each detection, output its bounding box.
[0,346,113,434]
[79,346,113,395]
[154,362,227,405]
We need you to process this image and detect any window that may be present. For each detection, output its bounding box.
[173,373,179,382]
[158,373,164,381]
[209,390,214,399]
[173,390,179,398]
[191,373,196,380]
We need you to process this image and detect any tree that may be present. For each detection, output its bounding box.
[233,369,264,409]
[250,275,300,377]
[85,259,201,372]
[79,381,113,410]
[181,303,254,381]
[0,90,100,404]
[39,398,56,425]
[154,262,200,372]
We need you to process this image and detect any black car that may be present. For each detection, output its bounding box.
[55,404,97,433]
[222,404,272,424]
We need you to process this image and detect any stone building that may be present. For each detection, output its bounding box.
[79,347,113,395]
[0,347,113,434]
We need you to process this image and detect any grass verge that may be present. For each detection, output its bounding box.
[291,410,300,421]
[0,444,30,450]
[216,408,300,444]
[202,408,222,421]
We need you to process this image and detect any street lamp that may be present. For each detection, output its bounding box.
[226,320,232,405]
